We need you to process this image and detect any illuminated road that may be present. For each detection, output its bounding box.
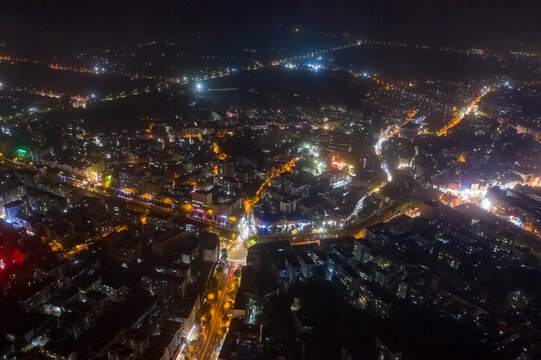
[436,87,490,136]
[374,109,417,156]
[349,111,419,222]
[181,162,302,359]
[347,183,383,221]
[373,110,418,182]
[235,158,298,249]
[243,158,297,214]
[191,265,236,360]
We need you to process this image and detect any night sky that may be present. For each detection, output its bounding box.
[1,0,540,57]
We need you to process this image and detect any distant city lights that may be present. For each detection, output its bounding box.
[306,63,322,71]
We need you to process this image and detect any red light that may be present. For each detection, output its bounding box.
[12,249,25,264]
[331,160,346,170]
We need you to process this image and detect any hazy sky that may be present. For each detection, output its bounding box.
[1,0,539,56]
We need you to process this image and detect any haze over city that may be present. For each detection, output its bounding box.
[0,1,541,359]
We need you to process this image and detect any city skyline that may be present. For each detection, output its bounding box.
[0,1,540,360]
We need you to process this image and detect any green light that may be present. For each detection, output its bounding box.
[17,148,27,156]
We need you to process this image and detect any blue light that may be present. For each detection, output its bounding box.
[306,64,321,72]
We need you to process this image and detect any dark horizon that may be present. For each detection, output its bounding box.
[1,0,540,57]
